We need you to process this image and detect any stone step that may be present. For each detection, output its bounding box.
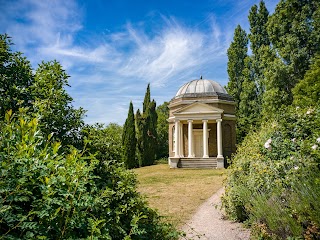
[178,158,218,169]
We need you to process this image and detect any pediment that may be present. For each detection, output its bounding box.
[173,102,223,115]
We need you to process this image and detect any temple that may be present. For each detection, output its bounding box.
[168,78,236,168]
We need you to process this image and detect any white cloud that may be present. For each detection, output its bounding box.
[1,0,277,124]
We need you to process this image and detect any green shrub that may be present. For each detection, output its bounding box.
[0,109,179,239]
[222,106,320,239]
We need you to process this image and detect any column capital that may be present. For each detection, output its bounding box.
[216,119,222,123]
[174,119,180,123]
[202,119,208,123]
[187,119,193,123]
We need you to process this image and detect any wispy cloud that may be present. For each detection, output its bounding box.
[1,0,277,124]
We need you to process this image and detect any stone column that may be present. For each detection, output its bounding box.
[188,120,194,157]
[216,118,224,168]
[174,120,179,157]
[216,119,223,158]
[202,120,209,158]
[179,122,184,157]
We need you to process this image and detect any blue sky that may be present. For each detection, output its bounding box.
[1,0,278,125]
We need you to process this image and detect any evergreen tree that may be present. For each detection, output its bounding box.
[145,99,158,165]
[143,83,151,113]
[135,109,145,167]
[122,101,137,169]
[226,25,248,107]
[135,84,158,167]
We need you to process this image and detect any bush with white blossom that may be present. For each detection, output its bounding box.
[222,105,320,239]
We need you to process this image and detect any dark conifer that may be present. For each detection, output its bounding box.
[122,101,137,168]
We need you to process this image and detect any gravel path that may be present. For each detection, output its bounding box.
[180,188,250,240]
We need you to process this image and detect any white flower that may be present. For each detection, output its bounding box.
[290,156,294,160]
[306,109,314,115]
[294,166,299,170]
[311,144,318,150]
[291,138,296,142]
[296,106,300,110]
[264,138,272,150]
[317,137,320,143]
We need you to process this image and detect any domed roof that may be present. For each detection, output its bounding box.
[175,78,227,98]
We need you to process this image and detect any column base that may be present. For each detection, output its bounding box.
[169,157,180,168]
[217,156,224,169]
[203,155,209,158]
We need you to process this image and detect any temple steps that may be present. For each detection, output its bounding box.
[178,157,217,169]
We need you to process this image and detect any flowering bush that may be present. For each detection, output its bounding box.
[222,105,320,239]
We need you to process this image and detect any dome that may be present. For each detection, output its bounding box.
[175,79,228,98]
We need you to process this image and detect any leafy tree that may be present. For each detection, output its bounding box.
[226,25,248,107]
[248,1,270,109]
[248,1,270,57]
[267,0,320,83]
[0,35,85,149]
[237,57,259,141]
[223,0,320,238]
[122,101,137,168]
[293,54,320,107]
[83,122,123,162]
[0,34,34,118]
[32,61,86,149]
[156,102,169,159]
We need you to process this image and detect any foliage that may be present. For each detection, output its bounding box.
[267,0,319,82]
[237,56,259,142]
[0,34,85,150]
[122,101,138,169]
[0,109,179,239]
[135,84,158,167]
[222,105,320,239]
[0,34,34,118]
[226,25,248,108]
[156,102,169,159]
[33,60,86,149]
[82,122,123,162]
[227,0,320,142]
[292,54,320,108]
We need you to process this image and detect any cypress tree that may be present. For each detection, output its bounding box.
[122,101,137,169]
[143,83,151,113]
[145,99,158,165]
[136,84,158,167]
[135,109,145,167]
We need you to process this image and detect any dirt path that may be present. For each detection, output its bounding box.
[180,188,250,240]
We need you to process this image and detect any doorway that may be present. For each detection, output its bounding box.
[193,131,203,157]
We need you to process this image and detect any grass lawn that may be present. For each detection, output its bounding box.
[133,164,225,226]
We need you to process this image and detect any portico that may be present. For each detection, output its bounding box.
[168,78,236,169]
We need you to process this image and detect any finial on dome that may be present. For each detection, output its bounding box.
[200,75,203,79]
